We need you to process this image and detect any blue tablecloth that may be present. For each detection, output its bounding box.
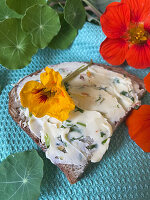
[0,22,150,200]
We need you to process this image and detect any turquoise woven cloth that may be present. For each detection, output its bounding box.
[0,22,150,200]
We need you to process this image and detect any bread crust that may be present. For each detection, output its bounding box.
[9,63,146,184]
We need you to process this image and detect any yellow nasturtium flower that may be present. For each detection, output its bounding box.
[20,67,75,121]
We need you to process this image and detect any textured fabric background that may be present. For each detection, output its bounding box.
[0,22,150,200]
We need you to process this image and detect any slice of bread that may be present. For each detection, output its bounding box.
[9,62,146,184]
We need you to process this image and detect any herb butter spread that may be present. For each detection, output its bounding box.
[17,62,141,166]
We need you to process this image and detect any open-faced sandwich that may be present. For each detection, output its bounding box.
[9,62,146,184]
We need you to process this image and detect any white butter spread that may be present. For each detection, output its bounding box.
[17,62,141,166]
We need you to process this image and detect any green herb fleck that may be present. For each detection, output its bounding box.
[96,96,104,103]
[57,146,67,153]
[70,125,81,133]
[98,87,107,91]
[120,91,128,96]
[134,105,140,110]
[117,104,120,108]
[64,142,67,147]
[102,139,108,144]
[130,97,135,102]
[57,136,67,147]
[44,133,50,148]
[64,82,70,92]
[75,106,84,113]
[61,125,66,128]
[120,91,134,102]
[100,132,106,137]
[70,135,83,141]
[77,122,86,127]
[66,120,71,122]
[86,144,97,150]
[29,112,32,117]
[113,78,120,83]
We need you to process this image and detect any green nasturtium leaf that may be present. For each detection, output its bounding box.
[6,0,47,15]
[0,0,21,22]
[49,14,78,49]
[89,0,120,13]
[0,150,43,200]
[64,0,86,30]
[22,4,61,49]
[0,18,38,69]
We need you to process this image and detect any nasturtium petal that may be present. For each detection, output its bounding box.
[6,0,47,15]
[0,0,21,22]
[64,0,86,29]
[0,18,38,69]
[0,150,43,200]
[22,4,61,49]
[49,14,78,49]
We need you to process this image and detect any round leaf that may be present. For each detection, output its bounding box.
[22,4,61,49]
[0,0,21,22]
[49,14,78,49]
[64,0,86,29]
[0,150,43,200]
[6,0,47,15]
[0,18,38,69]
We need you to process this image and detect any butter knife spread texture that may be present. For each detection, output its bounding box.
[9,62,146,184]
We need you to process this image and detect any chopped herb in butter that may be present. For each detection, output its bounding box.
[44,133,50,148]
[86,144,97,150]
[98,87,107,91]
[75,106,84,113]
[120,91,128,96]
[77,122,86,127]
[57,136,67,147]
[61,125,66,128]
[70,135,83,142]
[70,125,81,133]
[130,97,135,102]
[100,132,106,137]
[66,120,71,122]
[64,82,70,92]
[113,78,120,83]
[120,91,134,102]
[134,105,140,110]
[96,96,104,103]
[57,146,67,153]
[102,139,108,144]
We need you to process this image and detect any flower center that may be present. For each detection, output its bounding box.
[33,88,57,103]
[129,25,149,44]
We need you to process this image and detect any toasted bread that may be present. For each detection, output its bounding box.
[9,62,146,184]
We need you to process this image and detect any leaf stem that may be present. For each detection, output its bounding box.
[49,1,65,7]
[82,0,103,18]
[85,10,100,25]
[62,59,93,84]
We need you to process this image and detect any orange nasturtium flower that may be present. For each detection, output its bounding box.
[100,0,150,68]
[20,67,75,121]
[144,73,150,93]
[126,74,150,152]
[126,105,150,152]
